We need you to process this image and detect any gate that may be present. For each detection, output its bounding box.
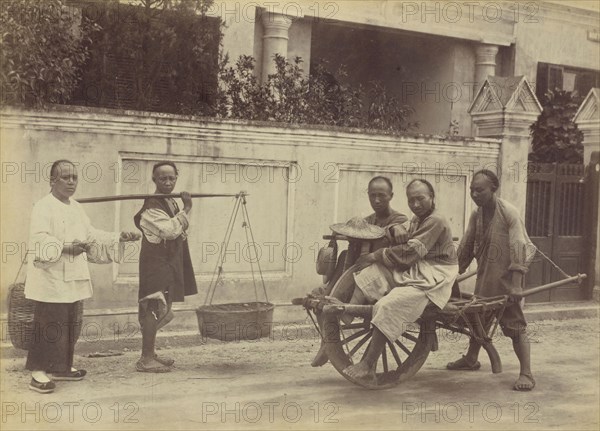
[525,163,586,302]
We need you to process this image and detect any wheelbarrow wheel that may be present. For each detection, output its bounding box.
[321,266,435,390]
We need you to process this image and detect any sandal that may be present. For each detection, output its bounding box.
[513,374,536,391]
[29,378,56,394]
[136,360,171,373]
[154,354,175,367]
[446,356,481,371]
[50,369,87,381]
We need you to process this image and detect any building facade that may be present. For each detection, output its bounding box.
[216,0,599,135]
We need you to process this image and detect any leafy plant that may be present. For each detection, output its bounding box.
[218,54,416,133]
[366,81,417,133]
[529,89,584,163]
[304,61,363,128]
[1,1,417,135]
[0,0,98,107]
[218,55,271,121]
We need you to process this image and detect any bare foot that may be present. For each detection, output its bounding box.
[139,356,170,369]
[446,355,481,371]
[342,361,377,386]
[154,354,175,366]
[513,374,535,391]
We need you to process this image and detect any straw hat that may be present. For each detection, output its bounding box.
[329,217,385,240]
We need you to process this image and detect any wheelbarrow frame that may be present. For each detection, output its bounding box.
[295,234,587,390]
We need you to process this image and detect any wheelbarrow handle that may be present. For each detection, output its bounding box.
[516,274,587,298]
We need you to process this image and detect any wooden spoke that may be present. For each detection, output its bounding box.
[381,345,389,373]
[395,340,412,356]
[401,332,419,343]
[341,328,370,345]
[319,266,434,389]
[387,341,402,367]
[341,322,369,330]
[349,329,372,357]
[360,340,372,361]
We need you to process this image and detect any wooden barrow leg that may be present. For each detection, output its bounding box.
[472,311,502,373]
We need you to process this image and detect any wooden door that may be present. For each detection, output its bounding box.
[525,163,586,302]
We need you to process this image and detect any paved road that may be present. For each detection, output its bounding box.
[1,317,598,430]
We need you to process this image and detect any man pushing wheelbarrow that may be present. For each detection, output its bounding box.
[294,170,586,391]
[446,170,537,391]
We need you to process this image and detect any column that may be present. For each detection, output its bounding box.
[474,44,499,92]
[261,12,293,83]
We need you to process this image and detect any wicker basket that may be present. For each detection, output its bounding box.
[7,283,84,350]
[196,302,274,341]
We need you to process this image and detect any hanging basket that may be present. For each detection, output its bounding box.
[196,302,274,341]
[7,283,84,350]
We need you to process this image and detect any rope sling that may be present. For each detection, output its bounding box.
[204,193,269,306]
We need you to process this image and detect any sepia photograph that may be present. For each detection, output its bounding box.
[1,0,599,429]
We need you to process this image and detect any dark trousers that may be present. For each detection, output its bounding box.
[25,301,80,373]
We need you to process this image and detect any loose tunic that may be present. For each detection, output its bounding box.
[364,208,408,229]
[25,193,122,373]
[364,209,409,251]
[25,193,122,303]
[354,209,458,342]
[458,197,535,298]
[134,197,197,302]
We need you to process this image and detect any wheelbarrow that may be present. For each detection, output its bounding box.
[293,235,587,390]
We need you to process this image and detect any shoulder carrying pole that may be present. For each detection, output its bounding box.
[77,192,247,204]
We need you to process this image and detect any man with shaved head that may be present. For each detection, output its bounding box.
[446,169,536,391]
[342,179,458,385]
[133,161,198,373]
[25,159,139,393]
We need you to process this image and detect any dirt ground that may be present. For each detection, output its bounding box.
[1,317,598,430]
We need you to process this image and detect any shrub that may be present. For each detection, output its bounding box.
[0,0,98,107]
[218,54,417,133]
[529,89,584,163]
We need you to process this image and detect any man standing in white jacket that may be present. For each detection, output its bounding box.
[25,159,140,393]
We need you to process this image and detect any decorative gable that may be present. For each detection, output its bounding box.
[468,75,542,115]
[573,87,600,123]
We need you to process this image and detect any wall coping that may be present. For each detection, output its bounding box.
[1,104,502,147]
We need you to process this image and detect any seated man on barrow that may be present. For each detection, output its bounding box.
[363,175,409,250]
[342,179,458,385]
[320,175,409,283]
[312,176,408,367]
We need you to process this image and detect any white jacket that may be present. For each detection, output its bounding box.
[24,193,122,303]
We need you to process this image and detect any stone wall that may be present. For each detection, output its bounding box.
[0,106,501,318]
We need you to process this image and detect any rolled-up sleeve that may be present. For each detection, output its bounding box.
[140,208,188,243]
[507,208,536,273]
[373,216,444,271]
